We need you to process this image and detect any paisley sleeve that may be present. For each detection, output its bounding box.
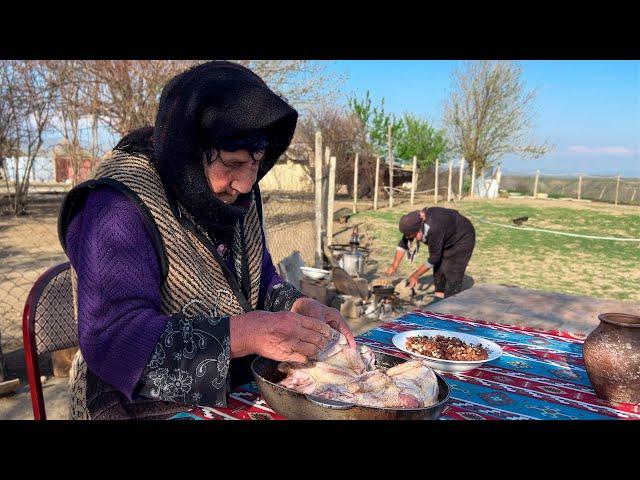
[136,314,232,408]
[264,281,305,312]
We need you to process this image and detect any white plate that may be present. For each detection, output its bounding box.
[300,266,331,280]
[391,329,502,373]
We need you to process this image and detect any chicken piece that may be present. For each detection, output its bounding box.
[359,345,376,371]
[279,360,357,388]
[387,360,439,406]
[278,368,318,394]
[343,369,422,408]
[312,384,357,404]
[277,331,439,409]
[313,328,344,361]
[312,330,373,375]
[347,370,393,394]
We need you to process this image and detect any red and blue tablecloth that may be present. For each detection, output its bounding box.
[170,310,640,420]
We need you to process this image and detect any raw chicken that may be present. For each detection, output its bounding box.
[277,331,439,409]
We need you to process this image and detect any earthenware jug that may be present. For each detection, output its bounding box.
[583,313,640,404]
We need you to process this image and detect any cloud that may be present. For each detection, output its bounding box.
[567,145,637,156]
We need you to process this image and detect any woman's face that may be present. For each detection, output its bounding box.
[203,148,264,205]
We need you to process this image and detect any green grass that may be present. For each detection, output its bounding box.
[351,198,640,302]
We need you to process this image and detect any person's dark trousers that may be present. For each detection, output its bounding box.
[432,263,466,298]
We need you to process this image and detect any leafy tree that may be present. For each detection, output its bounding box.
[348,90,402,157]
[395,113,449,169]
[443,60,550,171]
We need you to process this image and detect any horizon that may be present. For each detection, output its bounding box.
[326,60,640,177]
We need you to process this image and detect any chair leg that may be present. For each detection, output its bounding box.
[22,304,46,420]
[23,349,46,420]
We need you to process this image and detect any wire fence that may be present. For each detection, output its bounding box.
[0,153,322,357]
[501,172,640,206]
[260,191,317,268]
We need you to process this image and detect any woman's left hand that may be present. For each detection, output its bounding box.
[290,297,356,348]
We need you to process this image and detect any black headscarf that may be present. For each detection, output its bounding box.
[149,61,298,237]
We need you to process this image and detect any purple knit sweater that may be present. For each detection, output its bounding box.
[65,186,284,400]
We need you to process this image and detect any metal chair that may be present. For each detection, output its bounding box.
[22,262,77,420]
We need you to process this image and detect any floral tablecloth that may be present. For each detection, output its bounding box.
[170,310,640,420]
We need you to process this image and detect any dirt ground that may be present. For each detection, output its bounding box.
[1,194,68,354]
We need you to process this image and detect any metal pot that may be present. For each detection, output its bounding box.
[251,350,451,420]
[330,245,370,275]
[341,251,365,276]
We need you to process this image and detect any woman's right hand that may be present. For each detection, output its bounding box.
[230,310,334,363]
[385,265,397,276]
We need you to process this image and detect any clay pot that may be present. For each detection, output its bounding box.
[583,313,640,404]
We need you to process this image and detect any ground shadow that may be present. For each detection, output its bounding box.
[3,347,53,381]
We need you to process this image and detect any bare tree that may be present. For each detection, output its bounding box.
[0,61,53,214]
[84,60,197,137]
[294,102,386,198]
[233,60,341,114]
[83,60,338,141]
[0,65,20,181]
[443,61,550,172]
[45,60,95,186]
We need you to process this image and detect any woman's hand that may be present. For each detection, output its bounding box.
[230,310,333,363]
[290,297,356,348]
[385,265,397,276]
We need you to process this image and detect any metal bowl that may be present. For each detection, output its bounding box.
[251,350,451,420]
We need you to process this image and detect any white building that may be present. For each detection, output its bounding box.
[473,165,502,199]
[1,156,55,182]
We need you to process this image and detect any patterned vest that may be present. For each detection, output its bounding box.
[61,151,264,419]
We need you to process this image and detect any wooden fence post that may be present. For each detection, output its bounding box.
[470,160,476,198]
[577,175,583,200]
[411,155,417,206]
[615,174,621,205]
[322,146,331,240]
[533,169,540,198]
[447,160,453,202]
[327,156,337,246]
[314,131,323,267]
[458,158,465,198]
[434,158,439,204]
[374,156,380,210]
[353,152,359,213]
[388,125,394,208]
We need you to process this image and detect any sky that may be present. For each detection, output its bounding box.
[324,60,640,177]
[40,60,639,178]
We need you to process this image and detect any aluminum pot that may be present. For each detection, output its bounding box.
[251,350,451,420]
[341,251,365,276]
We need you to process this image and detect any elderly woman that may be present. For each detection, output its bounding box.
[59,61,354,419]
